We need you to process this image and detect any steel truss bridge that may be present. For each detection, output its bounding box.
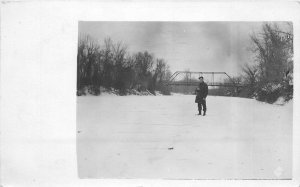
[164,71,248,87]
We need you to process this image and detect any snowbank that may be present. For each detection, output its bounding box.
[79,86,159,96]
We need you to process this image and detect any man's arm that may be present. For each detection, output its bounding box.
[204,84,208,98]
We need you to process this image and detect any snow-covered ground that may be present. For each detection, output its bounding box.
[77,95,293,179]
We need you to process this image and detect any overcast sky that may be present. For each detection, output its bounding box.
[79,22,285,76]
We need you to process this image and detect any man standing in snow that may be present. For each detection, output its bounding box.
[195,76,208,116]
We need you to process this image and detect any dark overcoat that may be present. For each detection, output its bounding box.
[195,82,208,103]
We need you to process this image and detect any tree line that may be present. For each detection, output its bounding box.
[77,36,172,95]
[210,23,293,103]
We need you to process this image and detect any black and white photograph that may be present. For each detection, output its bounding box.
[1,1,300,187]
[76,22,293,179]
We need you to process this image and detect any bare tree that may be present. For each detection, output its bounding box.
[154,59,167,83]
[247,23,293,102]
[242,64,258,85]
[77,35,101,94]
[250,23,292,83]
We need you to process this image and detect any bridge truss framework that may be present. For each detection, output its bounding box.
[165,71,247,87]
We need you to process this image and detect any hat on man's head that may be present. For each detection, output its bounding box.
[199,76,204,79]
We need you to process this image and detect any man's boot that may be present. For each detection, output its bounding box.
[203,111,206,116]
[198,111,201,115]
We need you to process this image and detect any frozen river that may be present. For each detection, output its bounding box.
[77,94,292,179]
